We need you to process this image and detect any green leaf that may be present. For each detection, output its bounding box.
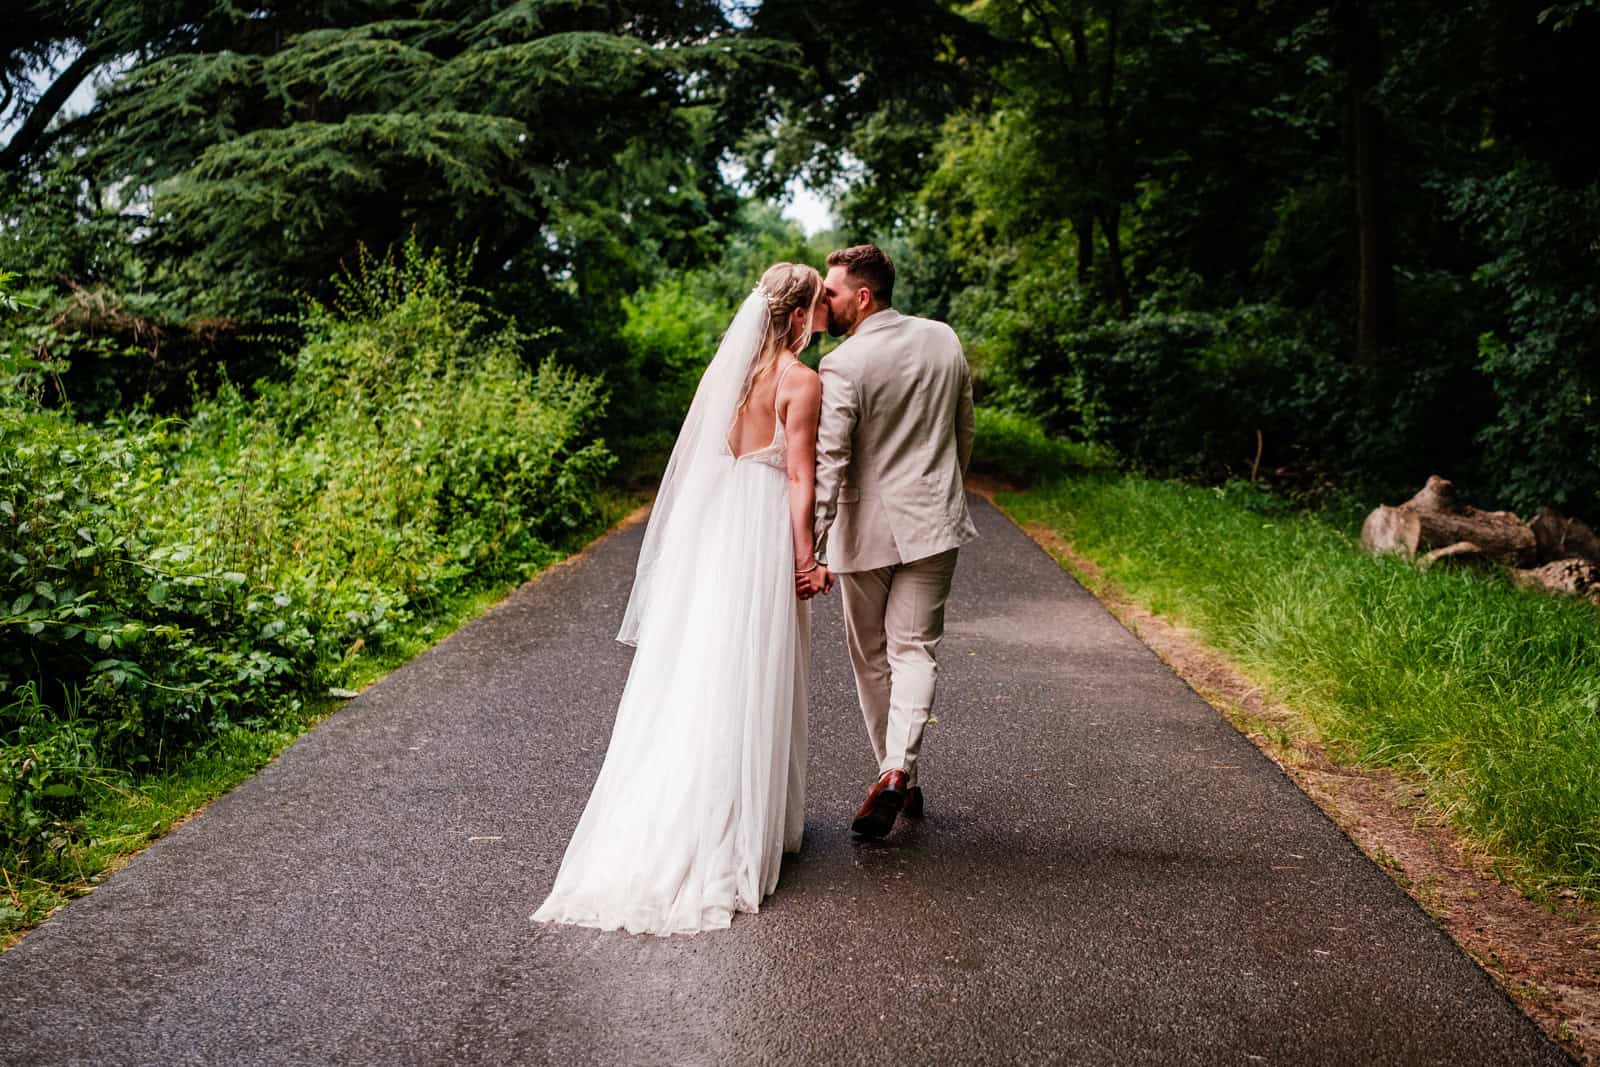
[41,783,77,799]
[10,592,32,613]
[148,582,169,605]
[222,571,247,584]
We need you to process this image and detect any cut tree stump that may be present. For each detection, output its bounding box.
[1361,476,1537,567]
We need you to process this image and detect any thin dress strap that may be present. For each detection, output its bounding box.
[773,359,800,413]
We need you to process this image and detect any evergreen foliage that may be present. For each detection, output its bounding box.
[2,0,798,406]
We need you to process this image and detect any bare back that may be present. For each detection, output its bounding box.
[728,360,800,459]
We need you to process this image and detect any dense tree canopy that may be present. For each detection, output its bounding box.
[7,2,790,315]
[4,0,1598,511]
[887,0,1600,513]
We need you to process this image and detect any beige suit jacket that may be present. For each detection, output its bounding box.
[813,308,979,573]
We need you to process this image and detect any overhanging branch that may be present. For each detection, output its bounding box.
[0,43,113,172]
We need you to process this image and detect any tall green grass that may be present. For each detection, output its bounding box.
[999,474,1600,893]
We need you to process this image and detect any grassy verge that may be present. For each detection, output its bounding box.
[994,470,1600,895]
[1,486,641,948]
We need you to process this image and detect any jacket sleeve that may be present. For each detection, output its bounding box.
[955,341,976,478]
[812,355,859,564]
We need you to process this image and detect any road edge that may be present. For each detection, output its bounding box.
[970,477,1598,1066]
[0,499,654,954]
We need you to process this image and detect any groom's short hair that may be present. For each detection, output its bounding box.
[827,244,895,306]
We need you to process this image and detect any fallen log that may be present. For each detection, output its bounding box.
[1512,558,1600,604]
[1361,476,1537,567]
[1421,541,1488,567]
[1529,508,1600,565]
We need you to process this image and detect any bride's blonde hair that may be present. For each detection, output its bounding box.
[738,262,821,412]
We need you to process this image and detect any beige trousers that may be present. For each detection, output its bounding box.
[838,548,959,785]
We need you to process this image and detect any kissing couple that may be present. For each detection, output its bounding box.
[532,244,977,936]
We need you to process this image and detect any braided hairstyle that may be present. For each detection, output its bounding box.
[738,262,821,412]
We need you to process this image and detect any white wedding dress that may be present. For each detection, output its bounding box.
[532,294,809,937]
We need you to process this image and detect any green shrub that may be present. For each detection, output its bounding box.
[969,407,1113,486]
[0,683,103,864]
[1453,164,1600,515]
[973,286,1495,505]
[0,246,613,861]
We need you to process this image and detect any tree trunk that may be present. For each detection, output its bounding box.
[0,43,111,173]
[1336,0,1395,367]
[1073,212,1095,286]
[1360,475,1537,566]
[1066,3,1094,289]
[1095,1,1132,318]
[1099,203,1134,318]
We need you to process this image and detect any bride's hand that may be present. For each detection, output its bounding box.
[795,563,833,600]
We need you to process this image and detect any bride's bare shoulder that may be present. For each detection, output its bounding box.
[777,362,821,418]
[782,362,821,396]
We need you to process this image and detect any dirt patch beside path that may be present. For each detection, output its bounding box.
[971,476,1600,1065]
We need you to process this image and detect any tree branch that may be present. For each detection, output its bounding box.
[0,43,112,172]
[1021,0,1076,89]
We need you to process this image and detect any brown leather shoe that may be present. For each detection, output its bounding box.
[851,770,908,838]
[901,785,924,819]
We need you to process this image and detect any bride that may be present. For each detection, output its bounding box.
[532,263,832,936]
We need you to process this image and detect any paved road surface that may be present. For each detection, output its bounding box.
[0,497,1570,1065]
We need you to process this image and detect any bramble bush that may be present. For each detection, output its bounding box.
[0,246,613,863]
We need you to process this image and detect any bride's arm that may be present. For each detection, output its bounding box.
[780,369,824,575]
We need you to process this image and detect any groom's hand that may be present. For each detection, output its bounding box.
[796,564,834,600]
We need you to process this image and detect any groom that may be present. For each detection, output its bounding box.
[806,244,978,839]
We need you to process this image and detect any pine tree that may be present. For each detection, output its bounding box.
[5,1,796,320]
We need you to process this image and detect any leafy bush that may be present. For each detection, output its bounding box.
[0,246,613,861]
[969,407,1113,486]
[971,281,1507,507]
[1453,163,1600,515]
[982,300,1323,479]
[617,273,732,462]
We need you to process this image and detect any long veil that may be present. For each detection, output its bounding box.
[616,288,771,645]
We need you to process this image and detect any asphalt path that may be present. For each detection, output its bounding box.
[0,497,1570,1065]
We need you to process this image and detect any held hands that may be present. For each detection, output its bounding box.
[794,560,834,600]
